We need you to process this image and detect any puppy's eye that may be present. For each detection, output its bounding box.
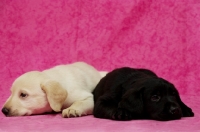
[151,95,160,102]
[172,91,176,95]
[20,93,28,98]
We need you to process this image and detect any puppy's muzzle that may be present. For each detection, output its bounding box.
[169,106,179,115]
[166,104,182,120]
[2,107,9,116]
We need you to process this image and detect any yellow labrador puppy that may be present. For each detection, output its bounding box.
[2,62,107,118]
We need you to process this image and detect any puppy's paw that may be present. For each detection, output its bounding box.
[62,108,86,118]
[112,108,132,120]
[182,107,194,117]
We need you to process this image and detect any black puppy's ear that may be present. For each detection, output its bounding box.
[176,94,194,117]
[118,87,144,119]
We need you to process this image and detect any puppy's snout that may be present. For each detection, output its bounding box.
[169,106,179,115]
[2,107,9,116]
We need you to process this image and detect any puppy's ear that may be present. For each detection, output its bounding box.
[176,94,194,117]
[41,80,68,112]
[118,87,144,118]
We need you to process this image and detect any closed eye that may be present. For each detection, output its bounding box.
[172,91,176,95]
[19,92,28,99]
[151,95,161,102]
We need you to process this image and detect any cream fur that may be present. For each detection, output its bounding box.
[2,62,107,117]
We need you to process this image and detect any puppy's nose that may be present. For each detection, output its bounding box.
[2,108,9,116]
[169,106,179,115]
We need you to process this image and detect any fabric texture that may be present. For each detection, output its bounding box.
[0,0,200,131]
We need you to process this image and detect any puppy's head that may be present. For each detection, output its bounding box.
[2,71,67,117]
[120,77,194,121]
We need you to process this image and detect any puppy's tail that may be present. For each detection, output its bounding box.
[99,71,108,78]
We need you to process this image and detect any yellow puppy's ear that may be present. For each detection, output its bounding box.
[41,80,68,112]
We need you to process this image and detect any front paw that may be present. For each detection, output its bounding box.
[112,108,132,120]
[62,108,86,118]
[182,107,194,117]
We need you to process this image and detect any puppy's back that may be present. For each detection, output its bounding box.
[43,62,102,92]
[93,67,157,102]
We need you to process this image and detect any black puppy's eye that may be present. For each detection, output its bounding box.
[20,93,28,98]
[172,91,176,95]
[151,95,160,102]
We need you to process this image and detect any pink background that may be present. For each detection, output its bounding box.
[0,0,200,131]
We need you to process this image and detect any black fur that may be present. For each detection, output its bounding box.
[93,67,194,121]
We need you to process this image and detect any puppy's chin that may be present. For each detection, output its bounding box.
[151,112,182,121]
[5,106,52,117]
[5,110,28,117]
[29,106,53,115]
[7,111,53,117]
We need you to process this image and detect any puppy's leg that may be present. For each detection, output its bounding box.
[179,100,194,117]
[93,95,132,120]
[62,96,94,118]
[176,95,194,117]
[93,95,117,119]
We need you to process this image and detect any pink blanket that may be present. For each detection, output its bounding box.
[0,0,200,131]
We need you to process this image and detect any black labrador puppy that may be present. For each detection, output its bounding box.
[93,67,194,121]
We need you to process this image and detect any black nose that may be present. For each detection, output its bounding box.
[169,106,179,115]
[2,108,9,116]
